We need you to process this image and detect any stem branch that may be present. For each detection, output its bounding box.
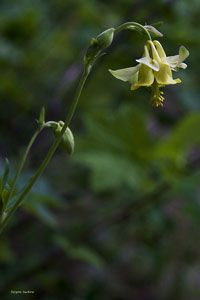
[6,129,41,207]
[0,21,151,234]
[0,67,90,234]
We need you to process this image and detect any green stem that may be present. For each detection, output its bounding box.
[6,129,41,207]
[114,22,152,41]
[0,21,151,234]
[44,121,58,127]
[0,67,90,234]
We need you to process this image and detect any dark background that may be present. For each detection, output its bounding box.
[0,0,200,299]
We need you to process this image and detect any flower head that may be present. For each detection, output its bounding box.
[109,40,189,107]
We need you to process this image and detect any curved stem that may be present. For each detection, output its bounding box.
[44,121,58,127]
[0,67,90,234]
[115,22,152,41]
[0,21,151,234]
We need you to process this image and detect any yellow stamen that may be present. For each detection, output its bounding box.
[149,81,165,107]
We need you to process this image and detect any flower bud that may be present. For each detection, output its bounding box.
[84,28,115,70]
[84,38,100,69]
[96,28,115,50]
[144,25,163,38]
[53,121,74,155]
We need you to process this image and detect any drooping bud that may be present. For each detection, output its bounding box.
[144,25,163,38]
[84,38,100,70]
[84,28,115,71]
[53,121,74,155]
[96,28,115,50]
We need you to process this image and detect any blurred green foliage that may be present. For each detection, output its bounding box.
[0,0,200,299]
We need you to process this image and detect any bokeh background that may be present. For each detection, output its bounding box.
[0,0,200,299]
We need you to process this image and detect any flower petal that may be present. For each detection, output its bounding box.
[178,46,189,64]
[148,41,161,62]
[166,55,179,65]
[136,57,159,71]
[109,65,140,82]
[167,46,189,71]
[166,55,179,71]
[136,44,159,71]
[131,64,154,90]
[129,71,139,86]
[154,63,181,85]
[179,62,187,69]
[153,40,167,59]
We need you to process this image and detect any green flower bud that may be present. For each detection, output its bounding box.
[84,28,115,70]
[84,38,100,69]
[53,121,74,155]
[96,28,115,50]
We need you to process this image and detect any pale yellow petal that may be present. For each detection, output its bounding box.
[148,41,161,62]
[178,46,189,64]
[154,63,181,85]
[109,65,140,82]
[136,57,159,71]
[153,40,167,59]
[131,64,154,90]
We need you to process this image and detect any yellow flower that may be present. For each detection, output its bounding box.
[109,40,189,107]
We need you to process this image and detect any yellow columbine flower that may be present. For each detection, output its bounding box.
[109,40,189,107]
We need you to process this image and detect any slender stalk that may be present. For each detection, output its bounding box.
[0,22,152,234]
[0,67,90,234]
[44,121,58,127]
[5,129,41,207]
[114,22,152,41]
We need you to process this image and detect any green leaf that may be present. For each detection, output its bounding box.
[1,187,10,211]
[38,106,45,128]
[151,21,164,28]
[1,158,10,194]
[54,236,104,268]
[153,112,200,166]
[0,239,15,263]
[5,172,63,227]
[75,151,145,192]
[23,200,58,228]
[74,106,151,192]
